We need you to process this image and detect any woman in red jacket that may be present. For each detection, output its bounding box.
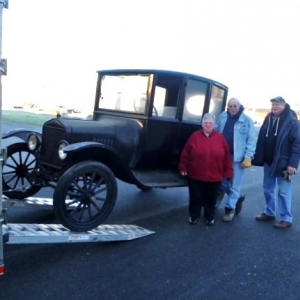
[179,113,233,226]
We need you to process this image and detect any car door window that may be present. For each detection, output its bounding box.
[153,87,177,118]
[152,74,182,119]
[209,85,226,120]
[183,79,208,122]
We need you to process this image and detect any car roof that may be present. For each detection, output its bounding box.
[96,69,228,90]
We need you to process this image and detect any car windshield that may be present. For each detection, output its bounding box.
[99,74,150,114]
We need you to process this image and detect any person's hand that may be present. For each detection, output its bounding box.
[222,178,232,189]
[180,171,187,176]
[287,166,297,175]
[242,158,252,168]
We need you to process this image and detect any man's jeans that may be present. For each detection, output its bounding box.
[263,164,293,222]
[222,162,245,209]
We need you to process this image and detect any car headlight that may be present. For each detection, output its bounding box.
[27,134,41,151]
[58,141,68,160]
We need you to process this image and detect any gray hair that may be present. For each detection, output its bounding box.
[202,113,216,125]
[228,98,241,106]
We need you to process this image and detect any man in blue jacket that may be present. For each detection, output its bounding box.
[253,96,300,229]
[216,98,256,222]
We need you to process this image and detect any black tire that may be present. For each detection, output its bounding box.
[215,188,225,208]
[53,161,118,232]
[2,142,41,199]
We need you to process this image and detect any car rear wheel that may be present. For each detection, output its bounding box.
[53,161,118,232]
[2,142,41,199]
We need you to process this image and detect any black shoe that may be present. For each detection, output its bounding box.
[206,219,214,226]
[235,194,245,215]
[189,217,197,225]
[273,221,292,229]
[255,213,275,221]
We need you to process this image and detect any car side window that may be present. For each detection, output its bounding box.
[183,79,208,122]
[153,86,177,118]
[209,85,226,120]
[152,74,182,119]
[99,74,150,114]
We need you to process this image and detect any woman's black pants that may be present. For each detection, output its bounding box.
[188,178,222,222]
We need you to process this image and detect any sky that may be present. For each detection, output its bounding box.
[1,0,300,111]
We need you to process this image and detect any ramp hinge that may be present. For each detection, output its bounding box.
[0,148,7,165]
[0,59,7,75]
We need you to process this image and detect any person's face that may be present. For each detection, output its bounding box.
[227,100,240,115]
[271,101,285,116]
[202,119,215,133]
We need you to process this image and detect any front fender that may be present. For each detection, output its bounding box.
[63,141,116,153]
[2,129,42,142]
[63,141,136,183]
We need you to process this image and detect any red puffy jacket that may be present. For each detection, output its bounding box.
[179,130,233,182]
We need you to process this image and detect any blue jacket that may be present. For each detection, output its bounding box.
[253,104,300,176]
[216,110,256,162]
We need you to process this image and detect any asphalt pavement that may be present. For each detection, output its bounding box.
[1,121,300,300]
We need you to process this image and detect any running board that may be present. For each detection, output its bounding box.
[3,223,155,244]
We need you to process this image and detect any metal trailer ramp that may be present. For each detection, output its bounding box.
[3,196,54,210]
[3,223,155,244]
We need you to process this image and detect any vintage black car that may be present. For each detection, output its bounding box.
[2,69,228,231]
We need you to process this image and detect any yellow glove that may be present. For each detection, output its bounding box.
[242,158,252,168]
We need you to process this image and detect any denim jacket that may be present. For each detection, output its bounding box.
[216,111,256,162]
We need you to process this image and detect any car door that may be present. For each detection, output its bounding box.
[136,73,184,169]
[175,78,227,164]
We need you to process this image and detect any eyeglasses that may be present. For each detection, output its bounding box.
[228,105,238,108]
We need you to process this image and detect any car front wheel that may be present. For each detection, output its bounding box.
[53,161,118,232]
[2,142,41,199]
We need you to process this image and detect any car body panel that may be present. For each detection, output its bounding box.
[3,69,228,189]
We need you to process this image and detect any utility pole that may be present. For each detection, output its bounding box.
[0,0,8,275]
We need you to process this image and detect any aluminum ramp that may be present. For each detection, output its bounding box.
[2,197,155,244]
[3,223,155,244]
[3,196,59,210]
